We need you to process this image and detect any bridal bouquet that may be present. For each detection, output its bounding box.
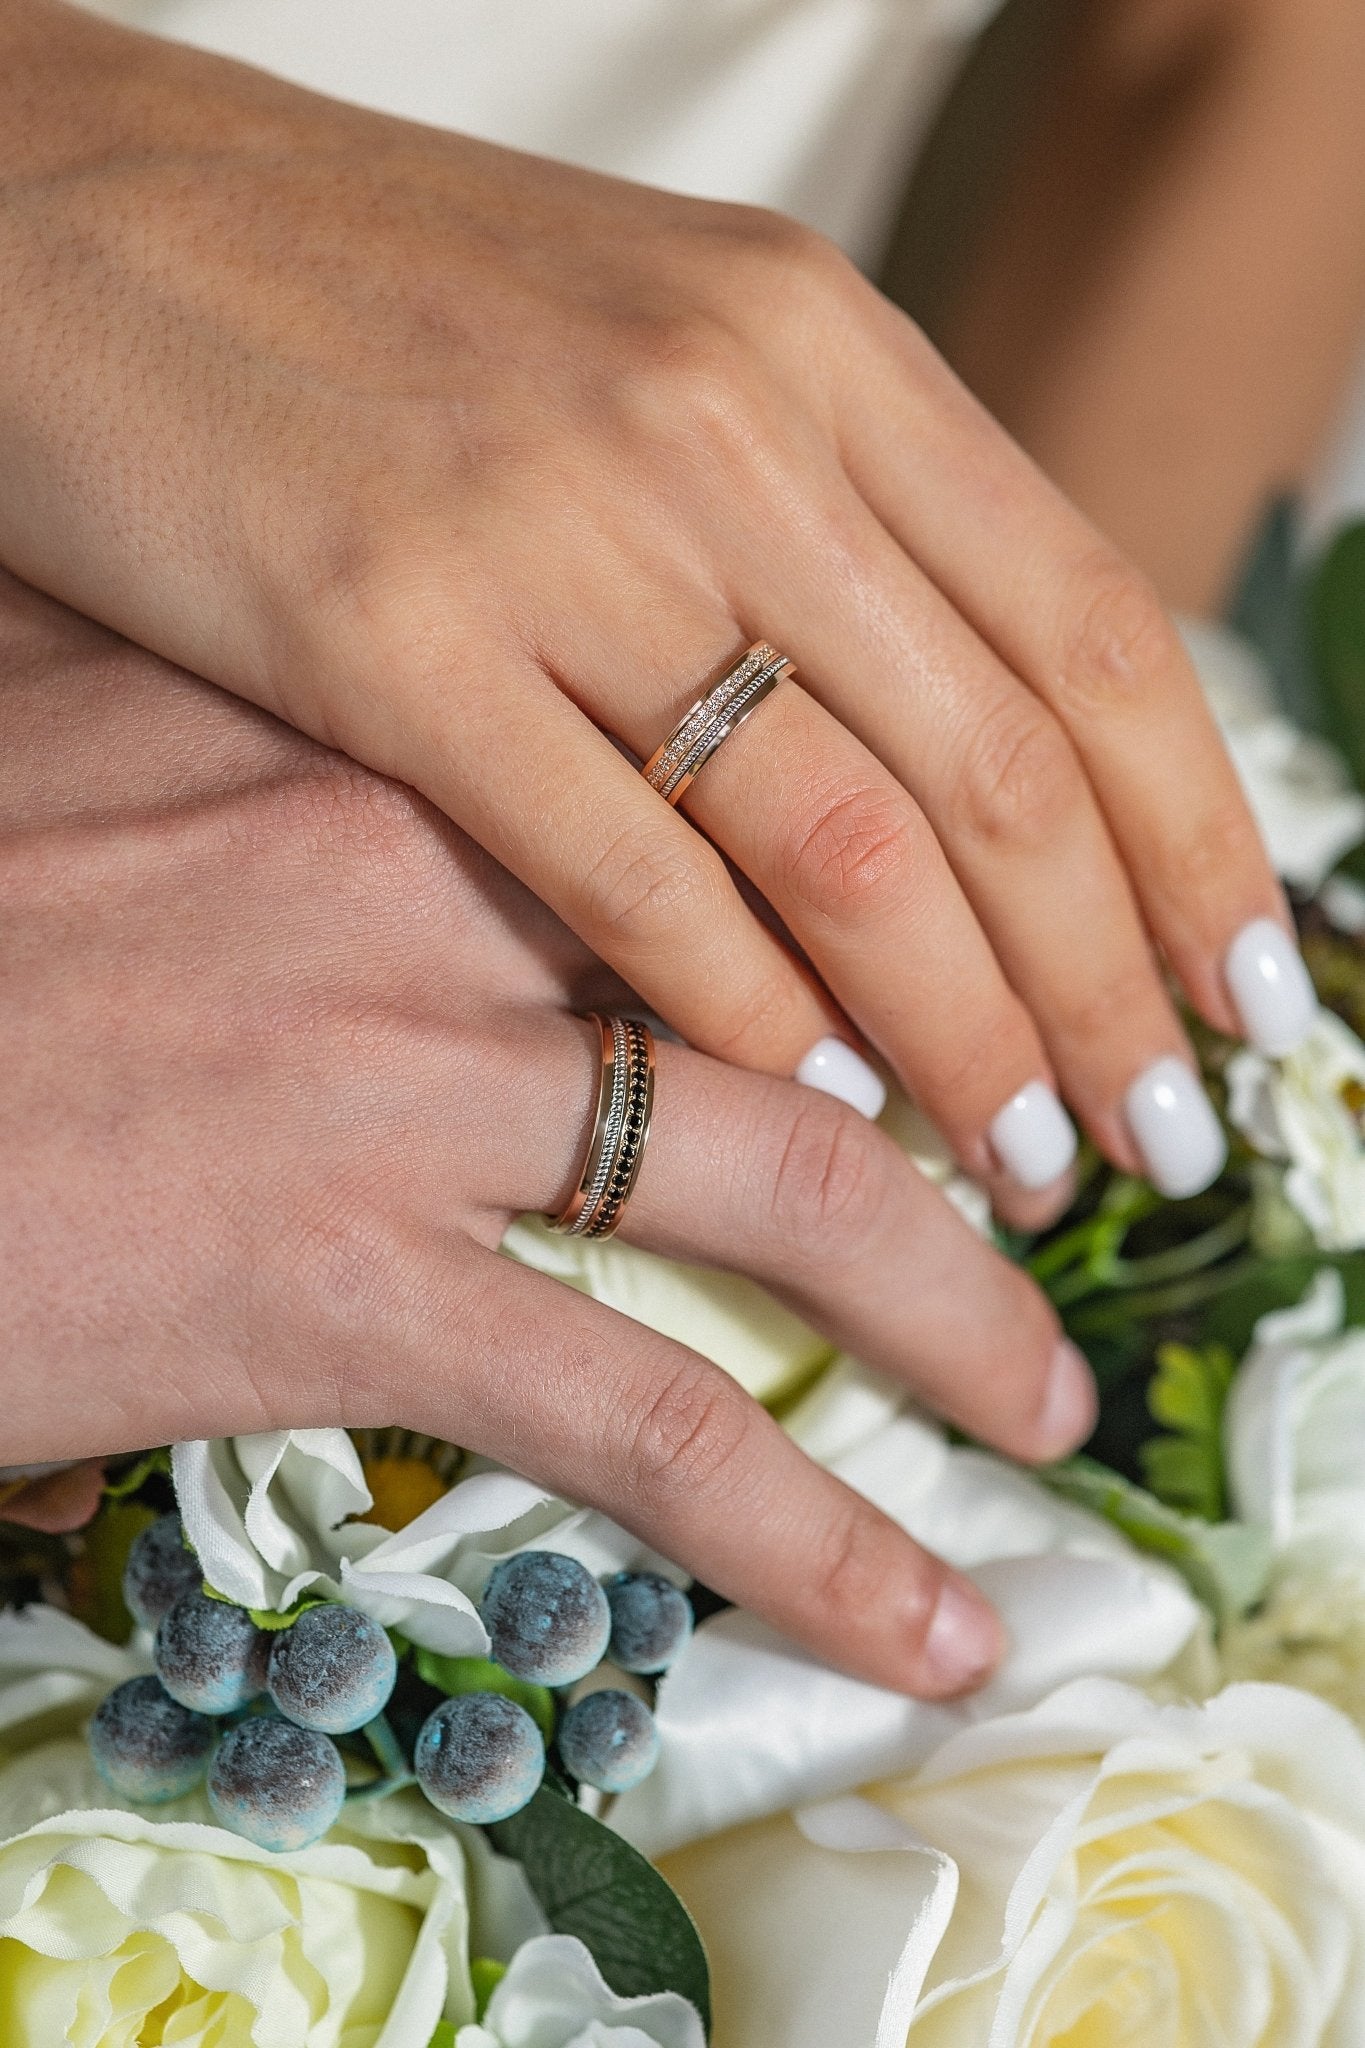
[5,515,1365,2047]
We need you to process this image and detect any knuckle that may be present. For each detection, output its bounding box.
[1163,796,1267,903]
[953,698,1083,851]
[724,205,848,285]
[701,973,804,1068]
[580,824,719,953]
[768,1096,889,1259]
[811,1501,898,1620]
[623,1359,749,1502]
[300,532,484,711]
[619,310,764,460]
[1054,958,1165,1050]
[1056,553,1179,716]
[782,784,922,922]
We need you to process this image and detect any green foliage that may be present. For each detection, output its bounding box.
[69,1499,156,1644]
[1043,1456,1270,1626]
[426,2025,456,2048]
[1311,520,1365,792]
[469,1957,507,2019]
[101,1448,171,1501]
[1229,496,1325,735]
[489,1787,711,2032]
[1139,1342,1236,1521]
[200,1585,328,1630]
[414,1650,556,1745]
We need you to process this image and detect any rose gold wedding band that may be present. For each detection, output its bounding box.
[641,641,794,807]
[550,1013,656,1240]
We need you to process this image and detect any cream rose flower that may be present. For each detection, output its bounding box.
[172,1431,671,1655]
[0,1606,508,2047]
[1227,1011,1365,1251]
[454,1934,703,2048]
[662,1678,1365,2048]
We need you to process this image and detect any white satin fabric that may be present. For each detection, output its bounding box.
[78,0,1001,270]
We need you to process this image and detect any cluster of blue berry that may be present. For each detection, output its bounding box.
[89,1514,692,1853]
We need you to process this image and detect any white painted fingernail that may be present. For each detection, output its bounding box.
[1226,917,1317,1058]
[988,1081,1077,1190]
[1125,1056,1227,1198]
[795,1038,886,1121]
[1033,1339,1097,1459]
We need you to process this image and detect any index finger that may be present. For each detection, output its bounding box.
[385,1251,1004,1699]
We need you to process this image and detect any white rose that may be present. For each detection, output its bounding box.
[454,1935,703,2048]
[610,1408,1198,1857]
[1219,1270,1365,1722]
[1225,1268,1365,1566]
[502,1093,989,1409]
[0,1606,509,2046]
[661,1678,1365,2048]
[1180,617,1365,889]
[172,1431,670,1655]
[1227,1010,1365,1250]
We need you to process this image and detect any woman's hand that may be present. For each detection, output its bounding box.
[0,1,1312,1218]
[0,569,1098,1697]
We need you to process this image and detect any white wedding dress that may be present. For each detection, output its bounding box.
[80,0,1001,272]
[82,0,1365,518]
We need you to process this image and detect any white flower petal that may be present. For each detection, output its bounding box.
[479,1935,704,2048]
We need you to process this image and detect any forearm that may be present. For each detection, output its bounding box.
[936,0,1365,613]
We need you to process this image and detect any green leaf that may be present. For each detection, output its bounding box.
[488,1788,711,2031]
[203,1589,328,1630]
[1229,495,1325,733]
[1311,520,1365,795]
[426,2025,456,2048]
[469,1957,507,2019]
[1042,1455,1270,1625]
[1201,1252,1365,1357]
[69,1499,157,1645]
[1138,1341,1235,1521]
[101,1448,171,1501]
[413,1651,556,1746]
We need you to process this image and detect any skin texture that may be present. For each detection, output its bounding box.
[0,568,1101,1696]
[936,0,1365,612]
[0,0,1291,1218]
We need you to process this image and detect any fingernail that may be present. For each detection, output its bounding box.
[988,1080,1077,1190]
[922,1577,1004,1695]
[795,1038,886,1121]
[1225,917,1316,1058]
[1033,1339,1097,1458]
[1124,1055,1227,1198]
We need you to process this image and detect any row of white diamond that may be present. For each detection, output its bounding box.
[646,644,791,802]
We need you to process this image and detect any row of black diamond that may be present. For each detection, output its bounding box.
[586,1022,651,1238]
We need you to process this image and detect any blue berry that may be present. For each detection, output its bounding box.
[415,1693,545,1824]
[267,1604,397,1734]
[89,1675,216,1804]
[558,1689,660,1794]
[207,1717,346,1851]
[603,1571,693,1675]
[155,1590,271,1715]
[480,1552,610,1687]
[122,1513,201,1631]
